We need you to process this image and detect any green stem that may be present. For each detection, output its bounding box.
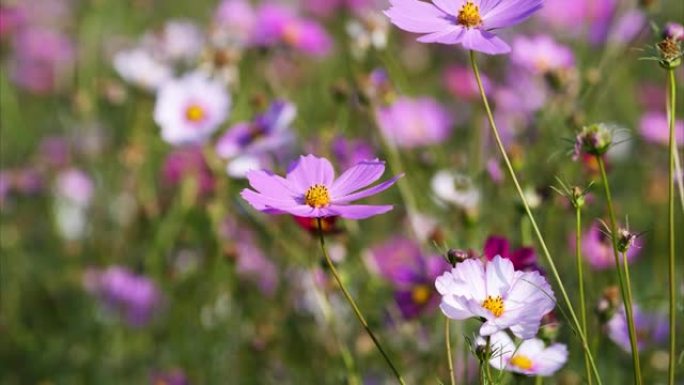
[576,206,592,385]
[315,218,407,385]
[483,336,494,385]
[535,376,543,385]
[596,156,642,385]
[666,68,677,385]
[445,319,456,385]
[468,50,603,385]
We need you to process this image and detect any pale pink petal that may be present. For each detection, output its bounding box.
[460,28,511,55]
[481,0,542,30]
[417,26,466,44]
[333,174,403,203]
[329,160,386,197]
[384,0,452,33]
[326,204,394,219]
[286,154,335,190]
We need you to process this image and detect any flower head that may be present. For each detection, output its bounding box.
[511,35,575,74]
[482,235,539,272]
[154,72,231,146]
[436,256,555,338]
[607,305,668,353]
[241,154,402,219]
[573,123,613,159]
[385,0,543,55]
[639,111,684,147]
[375,96,453,148]
[487,331,568,376]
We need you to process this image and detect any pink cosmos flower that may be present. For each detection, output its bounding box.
[435,255,555,339]
[573,222,641,270]
[375,96,453,148]
[607,305,668,353]
[487,331,568,376]
[384,0,543,55]
[252,4,333,56]
[511,35,575,74]
[241,154,402,219]
[639,111,684,147]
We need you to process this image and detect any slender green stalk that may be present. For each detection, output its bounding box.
[315,219,407,385]
[596,156,642,385]
[468,50,603,385]
[534,376,543,385]
[575,206,592,385]
[666,68,677,385]
[483,336,494,385]
[445,319,456,385]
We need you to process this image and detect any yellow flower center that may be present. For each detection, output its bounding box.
[185,104,206,123]
[482,295,504,317]
[411,284,432,305]
[283,23,301,46]
[510,354,534,370]
[457,1,482,28]
[304,184,331,208]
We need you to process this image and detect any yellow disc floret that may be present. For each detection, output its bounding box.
[411,284,432,305]
[185,104,206,123]
[304,184,331,208]
[482,295,504,317]
[457,1,482,28]
[510,354,534,370]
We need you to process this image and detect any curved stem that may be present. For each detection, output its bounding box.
[575,206,592,385]
[468,50,603,385]
[666,68,677,385]
[445,319,456,385]
[316,218,407,385]
[596,156,642,385]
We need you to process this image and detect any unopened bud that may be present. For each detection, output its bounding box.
[574,123,613,159]
[446,248,470,266]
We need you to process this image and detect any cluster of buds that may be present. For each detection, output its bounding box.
[551,178,593,210]
[657,22,683,69]
[573,123,613,160]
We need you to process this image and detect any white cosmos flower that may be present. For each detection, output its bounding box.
[113,48,172,91]
[435,256,555,339]
[487,331,568,377]
[431,170,480,211]
[153,72,231,146]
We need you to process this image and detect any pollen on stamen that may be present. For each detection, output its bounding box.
[482,295,504,317]
[304,184,331,208]
[457,1,482,28]
[185,104,206,123]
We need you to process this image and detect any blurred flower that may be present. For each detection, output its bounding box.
[54,169,94,241]
[606,10,646,46]
[38,136,71,168]
[216,99,295,178]
[10,27,74,94]
[511,35,574,74]
[252,4,332,56]
[150,369,190,385]
[436,255,556,338]
[0,5,25,37]
[232,228,279,297]
[292,215,340,234]
[366,236,449,318]
[213,0,257,46]
[443,65,490,101]
[113,47,173,91]
[55,168,94,206]
[331,136,376,170]
[154,72,231,146]
[486,158,503,184]
[385,0,543,55]
[161,146,216,197]
[639,111,684,147]
[431,170,480,212]
[346,11,389,59]
[662,22,684,42]
[606,305,668,353]
[573,221,641,270]
[375,96,453,148]
[487,331,568,376]
[84,266,163,327]
[142,20,204,63]
[573,123,614,159]
[482,235,539,272]
[241,154,402,219]
[539,0,616,45]
[304,0,377,18]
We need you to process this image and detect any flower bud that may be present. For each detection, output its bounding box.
[446,248,471,266]
[574,123,613,159]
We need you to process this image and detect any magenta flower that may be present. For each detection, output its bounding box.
[511,35,575,74]
[482,235,540,272]
[384,0,542,55]
[241,154,402,219]
[375,96,453,148]
[572,222,641,270]
[639,111,684,147]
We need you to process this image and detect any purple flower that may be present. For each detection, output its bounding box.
[161,147,216,197]
[607,305,668,353]
[55,168,94,207]
[384,0,543,55]
[367,236,450,319]
[539,0,616,45]
[84,266,163,327]
[436,256,555,338]
[375,96,453,148]
[663,22,684,41]
[573,222,641,270]
[252,4,333,56]
[639,111,684,147]
[443,65,490,101]
[511,35,575,74]
[150,369,190,385]
[482,235,539,272]
[331,136,376,170]
[241,154,402,219]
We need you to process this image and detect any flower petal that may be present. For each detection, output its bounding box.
[286,154,335,190]
[240,189,295,211]
[460,28,511,55]
[384,0,453,34]
[245,169,299,196]
[333,174,403,203]
[417,26,466,44]
[481,0,543,30]
[329,159,386,197]
[486,255,514,297]
[431,0,460,15]
[326,204,394,219]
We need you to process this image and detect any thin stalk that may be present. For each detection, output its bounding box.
[596,156,642,385]
[483,336,494,385]
[445,319,456,385]
[468,50,603,385]
[316,218,407,385]
[575,206,592,385]
[535,376,543,385]
[666,68,677,385]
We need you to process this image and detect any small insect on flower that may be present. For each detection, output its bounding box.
[241,154,402,219]
[487,331,569,376]
[384,0,543,55]
[435,255,555,339]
